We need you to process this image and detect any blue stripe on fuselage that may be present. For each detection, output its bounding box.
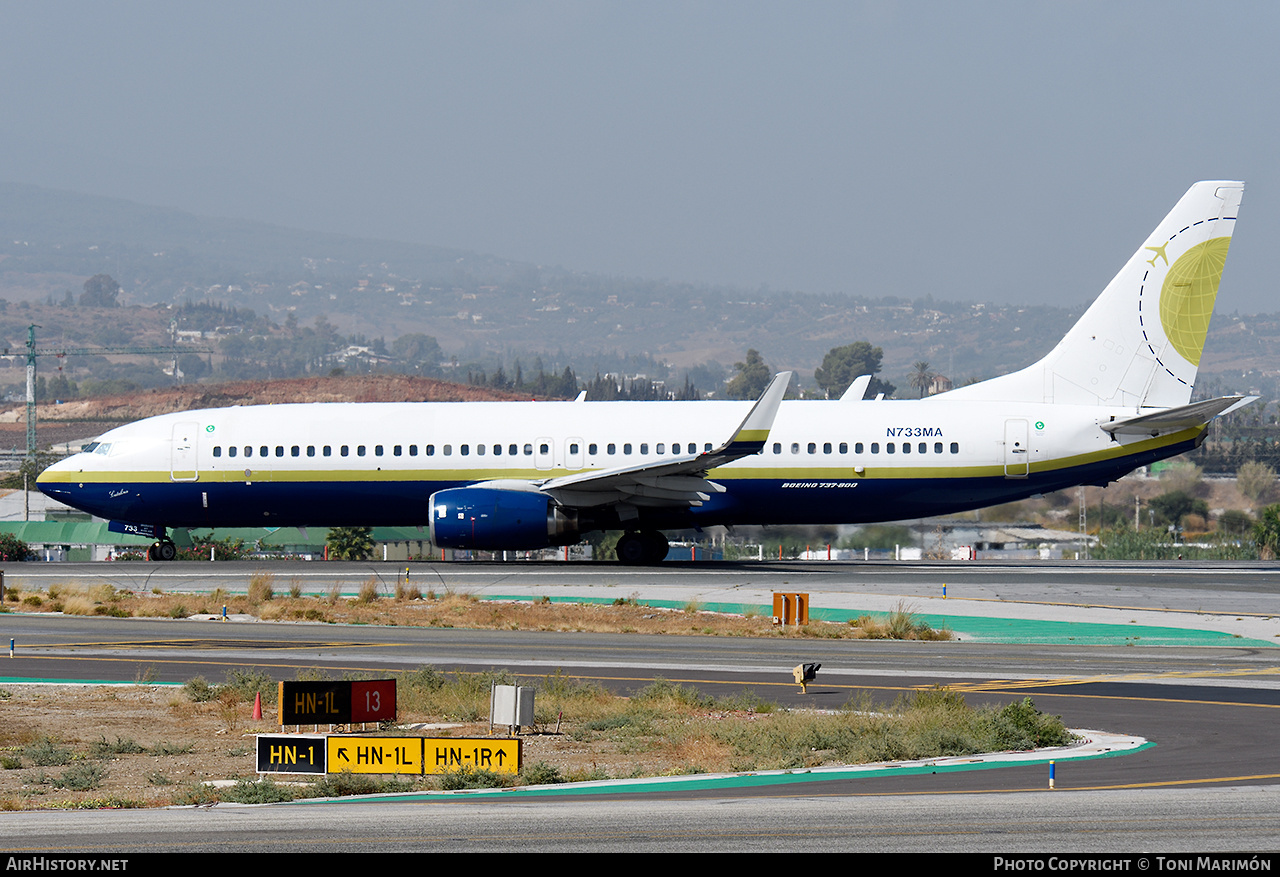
[41,434,1195,532]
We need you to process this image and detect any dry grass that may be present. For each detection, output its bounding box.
[3,583,950,640]
[247,572,275,605]
[0,670,1066,810]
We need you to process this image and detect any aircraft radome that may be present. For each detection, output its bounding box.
[38,181,1252,564]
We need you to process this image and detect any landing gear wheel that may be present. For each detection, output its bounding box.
[149,540,177,561]
[616,532,647,565]
[616,531,669,565]
[642,531,669,564]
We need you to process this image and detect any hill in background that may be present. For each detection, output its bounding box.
[2,182,1277,400]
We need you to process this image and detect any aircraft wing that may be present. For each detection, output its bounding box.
[535,371,792,509]
[1100,395,1257,436]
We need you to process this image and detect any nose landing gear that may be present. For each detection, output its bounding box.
[147,539,177,561]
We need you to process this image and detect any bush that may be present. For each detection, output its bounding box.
[183,676,218,703]
[23,737,73,767]
[986,698,1073,750]
[54,762,107,791]
[521,761,565,785]
[0,533,34,561]
[438,765,511,790]
[218,778,296,804]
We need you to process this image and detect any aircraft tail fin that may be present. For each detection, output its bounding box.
[947,181,1243,409]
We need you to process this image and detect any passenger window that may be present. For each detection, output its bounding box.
[523,444,533,455]
[539,443,549,455]
[323,446,332,457]
[569,443,579,454]
[307,446,316,457]
[773,443,781,454]
[950,442,960,454]
[854,442,863,454]
[807,442,816,454]
[839,442,847,454]
[357,445,367,457]
[459,445,468,456]
[493,444,501,456]
[341,446,349,457]
[640,443,649,455]
[261,446,269,457]
[934,442,943,454]
[229,446,237,458]
[656,443,664,454]
[607,443,616,455]
[887,443,896,454]
[244,446,253,457]
[375,445,384,456]
[476,444,484,455]
[393,445,402,456]
[588,443,597,455]
[902,443,911,454]
[426,445,435,456]
[508,444,517,455]
[871,443,880,453]
[823,443,832,454]
[213,446,221,458]
[291,446,300,457]
[623,443,632,454]
[791,443,800,454]
[409,445,418,456]
[274,446,284,457]
[443,445,452,456]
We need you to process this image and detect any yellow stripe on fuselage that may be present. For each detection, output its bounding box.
[39,426,1199,487]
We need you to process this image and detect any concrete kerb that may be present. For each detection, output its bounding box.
[280,729,1147,803]
[464,585,1280,648]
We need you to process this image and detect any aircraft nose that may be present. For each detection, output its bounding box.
[35,457,73,497]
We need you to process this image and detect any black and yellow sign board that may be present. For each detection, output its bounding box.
[424,738,521,775]
[327,736,423,775]
[278,679,397,725]
[257,735,327,774]
[256,735,521,776]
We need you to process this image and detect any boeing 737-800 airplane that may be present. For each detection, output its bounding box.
[37,181,1252,563]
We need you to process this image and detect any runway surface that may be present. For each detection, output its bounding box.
[2,559,1278,852]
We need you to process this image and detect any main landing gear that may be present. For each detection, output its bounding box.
[615,530,670,565]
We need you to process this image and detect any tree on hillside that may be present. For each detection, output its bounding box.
[1237,461,1275,504]
[909,361,936,398]
[1149,490,1209,529]
[79,274,120,308]
[391,333,443,373]
[813,341,896,399]
[725,349,772,399]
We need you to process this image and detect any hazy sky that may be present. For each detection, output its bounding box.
[2,1,1278,313]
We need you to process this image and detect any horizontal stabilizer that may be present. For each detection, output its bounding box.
[1100,395,1256,436]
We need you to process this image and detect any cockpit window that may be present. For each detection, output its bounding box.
[81,442,99,454]
[94,443,113,456]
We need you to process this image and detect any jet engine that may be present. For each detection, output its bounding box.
[428,486,582,550]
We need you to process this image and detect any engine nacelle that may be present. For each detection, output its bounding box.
[428,486,581,550]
